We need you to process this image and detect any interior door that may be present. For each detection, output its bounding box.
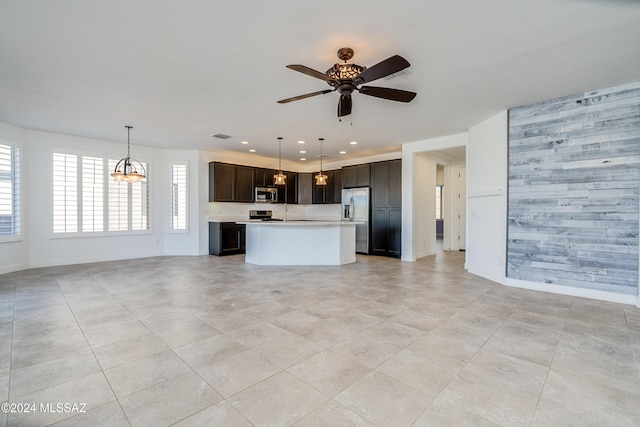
[457,166,466,250]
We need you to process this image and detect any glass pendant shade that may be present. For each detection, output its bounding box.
[274,172,286,185]
[111,126,146,183]
[315,173,328,186]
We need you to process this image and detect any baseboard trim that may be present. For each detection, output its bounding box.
[0,262,29,275]
[505,277,637,306]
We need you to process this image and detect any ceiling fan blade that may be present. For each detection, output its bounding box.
[338,94,352,117]
[355,55,410,84]
[286,64,335,82]
[277,89,333,104]
[359,86,417,103]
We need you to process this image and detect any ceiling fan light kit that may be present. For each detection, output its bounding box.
[278,47,417,117]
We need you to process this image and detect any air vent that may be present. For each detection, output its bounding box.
[211,133,232,139]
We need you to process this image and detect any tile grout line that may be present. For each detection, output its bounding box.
[3,273,17,427]
[526,296,572,427]
[57,267,134,427]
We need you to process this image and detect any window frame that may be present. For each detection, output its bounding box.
[435,184,444,220]
[50,148,153,238]
[0,140,22,243]
[169,162,189,233]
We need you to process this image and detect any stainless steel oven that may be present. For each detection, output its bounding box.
[255,187,278,203]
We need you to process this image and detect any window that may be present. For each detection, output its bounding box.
[170,163,188,231]
[82,156,104,232]
[435,185,443,220]
[0,143,21,239]
[52,153,78,233]
[53,151,150,235]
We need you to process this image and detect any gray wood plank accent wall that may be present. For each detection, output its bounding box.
[507,82,640,295]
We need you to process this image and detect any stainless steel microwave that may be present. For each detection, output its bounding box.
[255,187,278,203]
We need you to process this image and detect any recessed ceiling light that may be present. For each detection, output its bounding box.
[249,149,256,152]
[339,151,346,154]
[350,141,358,145]
[299,150,306,154]
[241,141,249,144]
[298,141,305,144]
[300,158,306,161]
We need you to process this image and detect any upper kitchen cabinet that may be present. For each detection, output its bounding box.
[209,162,234,202]
[342,164,370,188]
[254,168,277,187]
[326,169,341,203]
[209,162,255,203]
[312,170,342,204]
[235,165,255,202]
[273,171,298,204]
[371,160,401,208]
[285,171,298,204]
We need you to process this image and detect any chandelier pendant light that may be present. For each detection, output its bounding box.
[274,136,286,186]
[111,125,146,183]
[315,137,328,186]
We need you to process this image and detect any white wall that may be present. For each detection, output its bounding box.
[413,153,437,258]
[402,133,468,262]
[25,130,166,267]
[465,110,637,306]
[0,123,208,273]
[0,122,29,274]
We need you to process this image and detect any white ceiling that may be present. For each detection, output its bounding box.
[1,0,639,167]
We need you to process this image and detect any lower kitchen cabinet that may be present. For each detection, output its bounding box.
[371,208,402,258]
[209,222,246,256]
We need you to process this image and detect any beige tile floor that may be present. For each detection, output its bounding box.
[0,250,639,426]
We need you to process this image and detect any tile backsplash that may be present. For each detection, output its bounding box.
[209,202,341,221]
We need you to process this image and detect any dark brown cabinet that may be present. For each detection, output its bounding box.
[209,162,235,202]
[285,171,298,203]
[312,170,342,204]
[209,222,246,256]
[342,164,370,188]
[327,169,341,203]
[209,162,255,203]
[254,168,277,187]
[274,170,298,204]
[388,160,402,207]
[236,165,255,202]
[370,159,402,257]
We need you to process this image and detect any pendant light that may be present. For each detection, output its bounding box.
[111,126,146,183]
[273,137,286,185]
[315,137,328,186]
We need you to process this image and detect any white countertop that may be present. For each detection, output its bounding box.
[237,220,360,226]
[208,217,247,223]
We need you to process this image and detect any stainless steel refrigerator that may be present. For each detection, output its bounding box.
[341,187,370,254]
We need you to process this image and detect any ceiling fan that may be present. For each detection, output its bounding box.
[277,47,417,117]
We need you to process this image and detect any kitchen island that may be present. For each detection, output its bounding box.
[236,221,359,265]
